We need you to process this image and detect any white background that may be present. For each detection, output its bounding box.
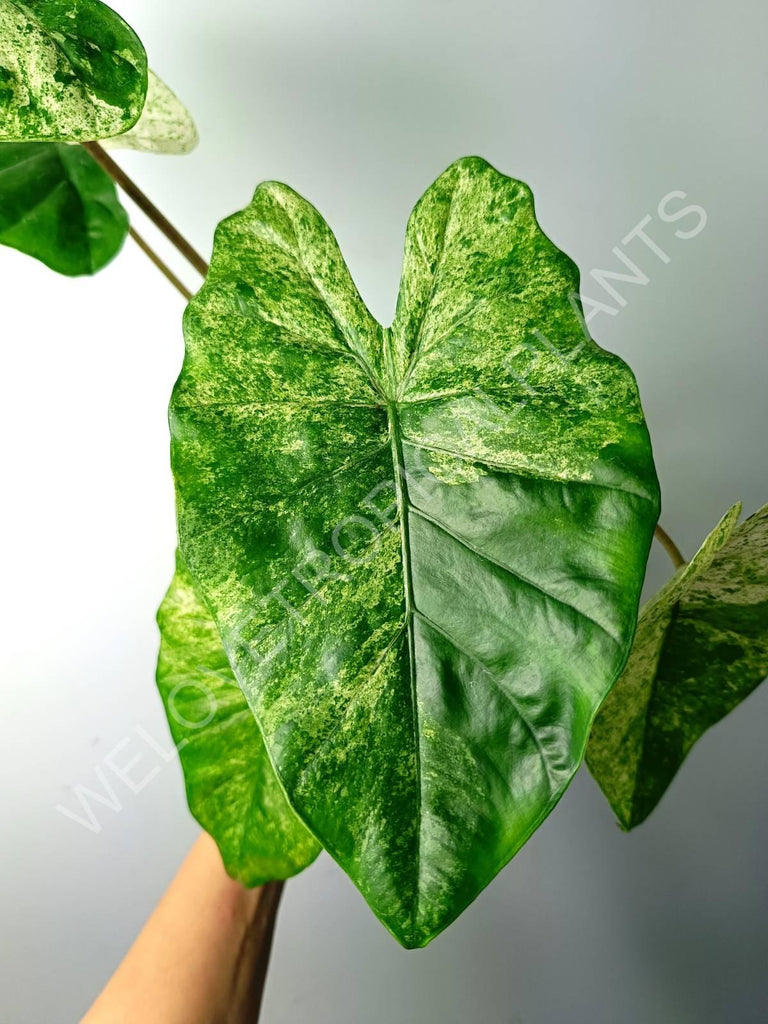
[1,1,766,1021]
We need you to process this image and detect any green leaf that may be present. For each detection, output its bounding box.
[157,552,321,885]
[102,69,197,155]
[170,156,660,947]
[0,141,127,274]
[587,502,768,829]
[0,0,147,142]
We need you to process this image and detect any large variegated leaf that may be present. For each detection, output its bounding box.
[0,0,147,141]
[102,70,197,155]
[157,553,321,885]
[0,141,127,273]
[587,502,768,829]
[170,156,660,947]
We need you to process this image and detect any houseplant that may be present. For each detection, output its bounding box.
[2,0,766,1009]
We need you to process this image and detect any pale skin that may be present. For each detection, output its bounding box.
[82,833,282,1024]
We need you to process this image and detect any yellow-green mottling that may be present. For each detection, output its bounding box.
[157,553,321,884]
[0,140,127,273]
[102,69,197,155]
[588,502,768,829]
[0,0,147,141]
[170,157,660,947]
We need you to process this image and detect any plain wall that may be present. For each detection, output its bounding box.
[1,1,766,1021]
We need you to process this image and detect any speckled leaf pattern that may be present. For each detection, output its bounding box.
[170,156,660,947]
[157,553,321,885]
[102,69,197,155]
[0,0,147,141]
[587,502,768,829]
[0,141,127,273]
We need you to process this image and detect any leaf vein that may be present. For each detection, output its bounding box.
[408,504,621,648]
[413,609,563,796]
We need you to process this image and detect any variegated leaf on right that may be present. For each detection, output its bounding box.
[587,502,768,829]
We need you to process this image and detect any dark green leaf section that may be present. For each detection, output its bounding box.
[0,0,147,141]
[587,502,768,829]
[0,141,127,274]
[157,553,321,885]
[170,156,660,946]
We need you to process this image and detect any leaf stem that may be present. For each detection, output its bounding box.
[128,226,192,300]
[241,880,284,1021]
[654,524,686,569]
[82,142,210,277]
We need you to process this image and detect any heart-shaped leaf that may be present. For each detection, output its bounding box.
[0,0,147,142]
[587,502,768,829]
[102,69,197,155]
[170,156,659,946]
[157,553,321,885]
[0,141,127,274]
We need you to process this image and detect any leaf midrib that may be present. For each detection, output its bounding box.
[387,401,423,909]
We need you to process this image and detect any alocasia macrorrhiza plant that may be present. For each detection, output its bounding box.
[3,0,767,974]
[168,158,662,946]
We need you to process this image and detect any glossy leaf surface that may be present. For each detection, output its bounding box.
[157,553,321,885]
[0,0,147,141]
[0,141,127,273]
[102,69,197,155]
[587,502,768,829]
[171,156,660,946]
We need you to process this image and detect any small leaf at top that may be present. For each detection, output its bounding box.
[0,0,147,142]
[170,156,660,947]
[587,502,768,829]
[0,141,127,274]
[157,553,321,885]
[102,69,197,155]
